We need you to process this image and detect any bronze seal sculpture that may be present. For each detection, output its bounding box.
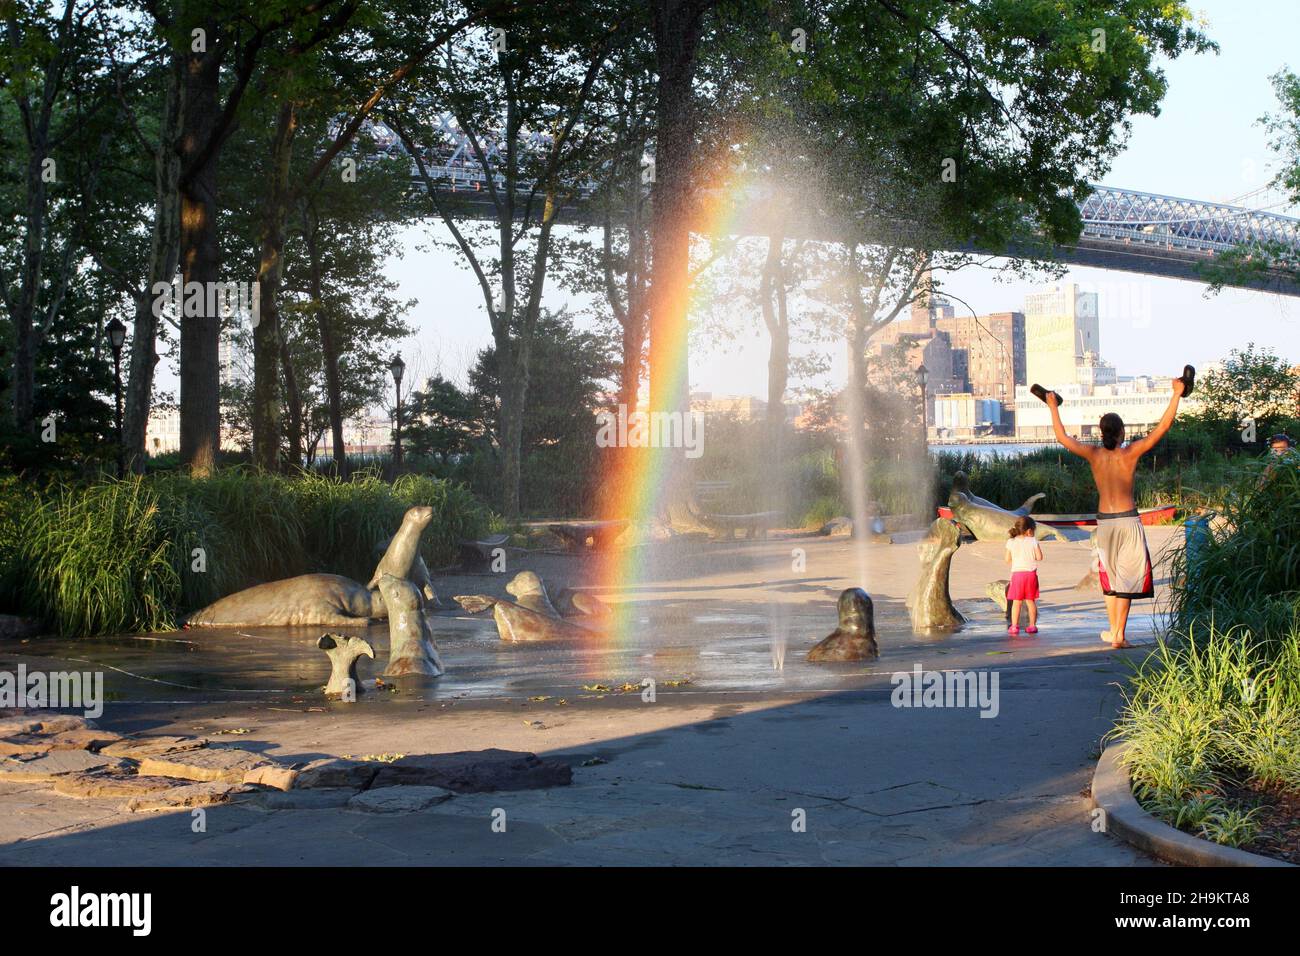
[807,588,879,662]
[187,574,384,628]
[376,574,445,678]
[187,505,435,628]
[504,571,561,617]
[907,518,967,632]
[452,593,594,642]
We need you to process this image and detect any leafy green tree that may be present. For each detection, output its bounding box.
[385,5,622,517]
[406,310,617,512]
[1203,69,1300,292]
[404,374,490,462]
[1197,343,1299,438]
[0,0,119,434]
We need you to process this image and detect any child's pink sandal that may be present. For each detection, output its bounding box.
[1007,625,1019,636]
[1025,625,1039,634]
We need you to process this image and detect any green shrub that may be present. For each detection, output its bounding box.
[0,470,491,637]
[10,480,179,635]
[1166,457,1300,647]
[1110,624,1300,839]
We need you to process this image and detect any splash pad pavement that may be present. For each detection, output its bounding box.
[0,527,1182,866]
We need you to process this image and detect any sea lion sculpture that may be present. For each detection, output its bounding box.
[373,532,443,608]
[187,574,384,628]
[187,506,433,628]
[452,594,594,643]
[376,574,444,678]
[947,489,1066,543]
[505,571,560,617]
[367,506,435,592]
[807,588,879,662]
[907,518,967,632]
[553,586,612,619]
[318,633,374,697]
[950,471,1044,517]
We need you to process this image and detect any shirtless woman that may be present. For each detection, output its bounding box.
[1046,378,1185,648]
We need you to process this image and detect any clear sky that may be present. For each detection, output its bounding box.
[190,0,1300,403]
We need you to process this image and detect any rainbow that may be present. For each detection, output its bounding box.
[588,173,754,655]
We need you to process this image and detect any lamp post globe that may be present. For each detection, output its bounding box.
[105,318,127,477]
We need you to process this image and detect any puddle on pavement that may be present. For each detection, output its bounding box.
[0,585,1153,707]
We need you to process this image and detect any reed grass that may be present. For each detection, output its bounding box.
[0,470,491,637]
[1109,624,1300,846]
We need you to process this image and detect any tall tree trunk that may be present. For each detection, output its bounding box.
[646,0,712,531]
[5,1,77,431]
[252,98,298,472]
[498,360,525,517]
[177,28,223,476]
[123,64,183,471]
[647,0,708,417]
[280,335,304,470]
[10,136,49,431]
[302,200,348,480]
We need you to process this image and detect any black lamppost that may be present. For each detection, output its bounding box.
[389,353,406,470]
[106,318,126,477]
[916,363,929,442]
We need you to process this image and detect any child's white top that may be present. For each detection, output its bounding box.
[1006,535,1040,573]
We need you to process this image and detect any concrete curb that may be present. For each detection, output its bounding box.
[1091,741,1294,867]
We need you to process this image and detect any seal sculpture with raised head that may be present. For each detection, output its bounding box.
[505,571,560,617]
[376,574,444,677]
[807,587,879,662]
[907,518,967,632]
[367,506,435,592]
[186,574,382,628]
[374,531,443,608]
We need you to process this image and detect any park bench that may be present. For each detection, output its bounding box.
[692,480,734,507]
[548,520,628,551]
[695,510,781,540]
[457,533,511,570]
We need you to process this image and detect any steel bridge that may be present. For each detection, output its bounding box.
[369,117,1300,295]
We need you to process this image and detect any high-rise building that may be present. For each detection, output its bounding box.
[1023,283,1099,388]
[934,311,1025,407]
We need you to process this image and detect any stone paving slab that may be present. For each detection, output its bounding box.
[137,748,276,784]
[348,786,455,813]
[0,750,130,782]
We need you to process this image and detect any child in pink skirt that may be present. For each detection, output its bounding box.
[1004,516,1043,636]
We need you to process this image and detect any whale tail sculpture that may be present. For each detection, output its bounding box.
[318,633,374,697]
[1016,492,1046,515]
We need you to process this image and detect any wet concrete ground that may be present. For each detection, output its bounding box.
[0,527,1180,866]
